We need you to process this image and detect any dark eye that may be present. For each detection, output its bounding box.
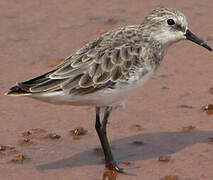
[167,19,175,25]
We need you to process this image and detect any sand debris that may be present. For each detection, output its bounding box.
[202,104,213,115]
[0,145,19,157]
[30,128,47,134]
[17,138,36,146]
[0,145,15,151]
[161,86,169,90]
[22,128,47,138]
[22,128,48,140]
[0,145,7,151]
[11,154,26,163]
[69,127,88,139]
[182,126,197,132]
[48,133,61,140]
[162,175,179,180]
[102,170,118,180]
[208,87,213,94]
[22,131,32,137]
[129,124,143,131]
[158,155,171,162]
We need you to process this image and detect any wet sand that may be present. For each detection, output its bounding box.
[0,0,213,179]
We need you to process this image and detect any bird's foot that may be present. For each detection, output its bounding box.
[106,161,125,173]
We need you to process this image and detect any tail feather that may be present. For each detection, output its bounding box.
[6,69,59,96]
[6,85,31,96]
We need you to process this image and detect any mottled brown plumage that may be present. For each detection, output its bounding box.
[6,7,212,172]
[12,25,157,96]
[7,8,211,105]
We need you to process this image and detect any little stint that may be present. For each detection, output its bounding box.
[6,8,212,172]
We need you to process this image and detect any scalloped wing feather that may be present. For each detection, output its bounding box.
[14,26,145,96]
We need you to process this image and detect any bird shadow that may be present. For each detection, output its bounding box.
[37,131,213,170]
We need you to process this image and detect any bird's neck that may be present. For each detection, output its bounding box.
[142,40,166,70]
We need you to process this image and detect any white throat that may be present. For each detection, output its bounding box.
[153,30,185,47]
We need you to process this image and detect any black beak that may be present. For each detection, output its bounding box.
[185,29,212,51]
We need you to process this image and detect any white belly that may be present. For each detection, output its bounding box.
[31,69,154,107]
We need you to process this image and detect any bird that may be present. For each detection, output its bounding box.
[6,7,212,173]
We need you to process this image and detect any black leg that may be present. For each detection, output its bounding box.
[95,107,123,173]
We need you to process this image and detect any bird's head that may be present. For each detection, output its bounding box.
[141,8,212,51]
